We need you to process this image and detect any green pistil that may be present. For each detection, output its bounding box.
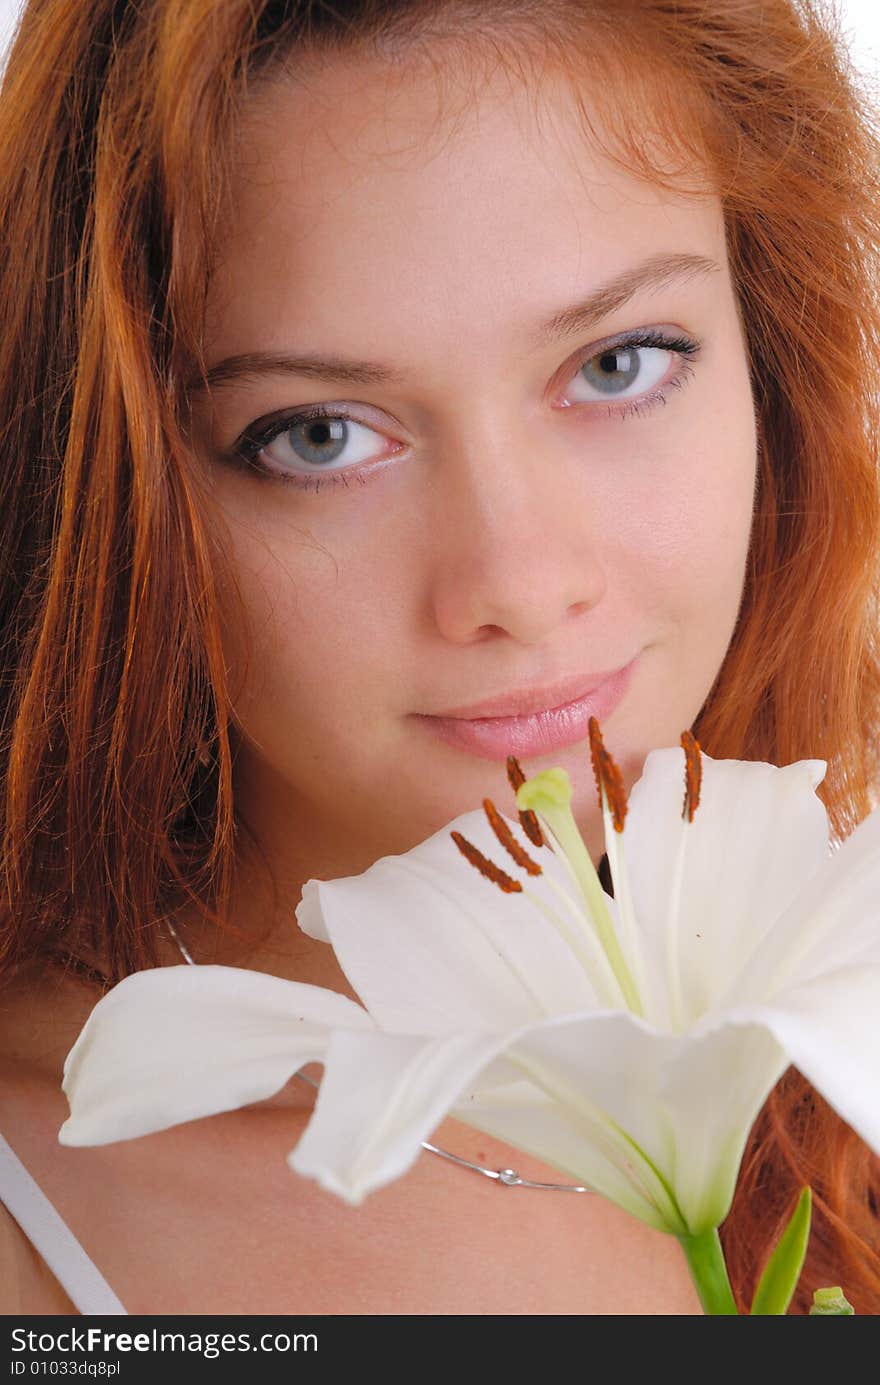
[516,769,643,1017]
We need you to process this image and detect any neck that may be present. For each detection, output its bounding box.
[167,846,361,1002]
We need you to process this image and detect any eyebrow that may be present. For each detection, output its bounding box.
[197,251,719,391]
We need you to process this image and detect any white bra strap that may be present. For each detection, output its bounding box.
[0,1131,127,1315]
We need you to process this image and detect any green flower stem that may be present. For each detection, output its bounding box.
[677,1228,739,1315]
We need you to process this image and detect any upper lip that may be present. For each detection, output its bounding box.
[425,664,631,720]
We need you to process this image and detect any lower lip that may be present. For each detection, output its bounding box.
[417,658,638,762]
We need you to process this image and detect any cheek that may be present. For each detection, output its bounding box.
[603,414,757,783]
[216,497,407,733]
[642,469,754,610]
[606,390,757,625]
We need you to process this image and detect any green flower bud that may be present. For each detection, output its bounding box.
[809,1286,855,1315]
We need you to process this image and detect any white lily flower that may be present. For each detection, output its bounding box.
[59,726,880,1261]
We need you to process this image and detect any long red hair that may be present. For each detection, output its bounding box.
[1,0,878,1313]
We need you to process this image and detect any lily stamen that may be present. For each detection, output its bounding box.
[506,755,545,848]
[681,730,702,822]
[587,717,652,1020]
[483,798,543,876]
[666,731,702,1030]
[450,830,522,893]
[588,717,628,833]
[451,824,624,1003]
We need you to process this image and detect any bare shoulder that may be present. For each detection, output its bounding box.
[0,969,703,1315]
[0,1201,23,1313]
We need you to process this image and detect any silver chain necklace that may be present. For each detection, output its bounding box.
[165,918,591,1194]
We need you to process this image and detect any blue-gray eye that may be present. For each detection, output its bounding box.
[237,410,390,475]
[286,416,349,466]
[572,344,667,400]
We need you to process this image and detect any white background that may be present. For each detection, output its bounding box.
[2,0,880,76]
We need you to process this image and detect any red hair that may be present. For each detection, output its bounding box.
[1,0,878,1313]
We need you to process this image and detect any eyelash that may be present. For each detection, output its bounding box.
[230,327,702,492]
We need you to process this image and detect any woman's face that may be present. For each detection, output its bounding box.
[194,48,758,880]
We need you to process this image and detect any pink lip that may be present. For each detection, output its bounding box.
[414,657,639,762]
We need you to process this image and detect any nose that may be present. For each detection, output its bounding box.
[426,423,607,646]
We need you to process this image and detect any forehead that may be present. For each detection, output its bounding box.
[204,46,725,360]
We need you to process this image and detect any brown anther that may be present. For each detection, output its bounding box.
[587,717,628,833]
[483,799,542,876]
[506,755,526,793]
[681,729,702,822]
[505,755,546,848]
[450,831,523,894]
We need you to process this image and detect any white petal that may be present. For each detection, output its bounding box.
[728,964,880,1160]
[59,965,374,1146]
[726,804,880,1004]
[288,1027,513,1203]
[501,1010,786,1233]
[622,750,828,1026]
[453,1080,678,1231]
[660,1018,787,1230]
[296,808,597,1035]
